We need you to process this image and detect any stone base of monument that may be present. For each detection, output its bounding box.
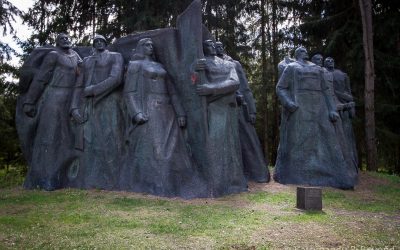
[296,186,322,210]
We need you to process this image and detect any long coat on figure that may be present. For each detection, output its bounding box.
[275,60,357,189]
[121,38,206,198]
[70,49,125,189]
[23,47,81,190]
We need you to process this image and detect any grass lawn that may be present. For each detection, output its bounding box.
[0,171,399,249]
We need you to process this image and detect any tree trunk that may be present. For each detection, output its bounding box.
[261,0,269,160]
[270,0,279,166]
[359,0,377,171]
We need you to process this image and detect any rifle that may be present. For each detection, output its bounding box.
[75,57,97,150]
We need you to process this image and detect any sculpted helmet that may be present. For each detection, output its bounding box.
[93,34,107,46]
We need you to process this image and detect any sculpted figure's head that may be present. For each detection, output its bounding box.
[203,40,216,56]
[215,41,224,57]
[294,47,308,61]
[56,33,72,49]
[132,38,155,60]
[324,57,335,70]
[311,53,323,67]
[93,34,107,52]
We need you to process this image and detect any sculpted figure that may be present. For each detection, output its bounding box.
[278,56,295,78]
[22,33,82,190]
[275,47,357,189]
[311,53,323,67]
[121,38,205,198]
[325,57,358,170]
[195,40,247,196]
[215,41,270,183]
[70,34,125,189]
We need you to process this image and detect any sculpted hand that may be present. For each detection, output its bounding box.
[329,111,340,122]
[249,114,256,125]
[196,84,213,96]
[286,102,298,113]
[134,113,148,125]
[71,109,85,124]
[349,106,356,119]
[194,59,207,71]
[83,85,95,97]
[177,117,186,128]
[236,93,244,106]
[23,103,36,117]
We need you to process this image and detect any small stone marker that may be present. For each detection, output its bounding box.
[296,186,322,210]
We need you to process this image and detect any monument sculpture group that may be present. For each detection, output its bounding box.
[275,49,358,189]
[16,0,358,198]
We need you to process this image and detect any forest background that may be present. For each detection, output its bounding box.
[1,0,399,183]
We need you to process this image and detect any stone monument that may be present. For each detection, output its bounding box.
[274,47,357,189]
[215,41,270,183]
[69,35,125,190]
[324,57,359,173]
[16,0,253,198]
[20,33,82,191]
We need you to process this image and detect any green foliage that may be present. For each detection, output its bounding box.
[274,0,400,173]
[0,0,22,61]
[0,71,24,173]
[0,166,24,188]
[0,1,24,174]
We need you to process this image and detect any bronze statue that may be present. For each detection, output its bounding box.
[22,33,82,190]
[275,47,357,189]
[194,40,247,196]
[121,38,206,198]
[70,34,125,189]
[215,41,270,183]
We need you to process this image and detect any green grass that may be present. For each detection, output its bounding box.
[247,191,294,205]
[322,173,400,213]
[0,167,25,188]
[369,171,400,184]
[0,171,399,249]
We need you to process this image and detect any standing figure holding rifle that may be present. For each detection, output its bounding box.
[23,33,81,190]
[215,41,270,183]
[70,34,124,189]
[194,40,247,197]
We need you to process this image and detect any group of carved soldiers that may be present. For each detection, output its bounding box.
[18,31,358,197]
[19,33,269,197]
[275,47,358,189]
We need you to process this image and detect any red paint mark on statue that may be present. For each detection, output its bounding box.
[191,73,198,84]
